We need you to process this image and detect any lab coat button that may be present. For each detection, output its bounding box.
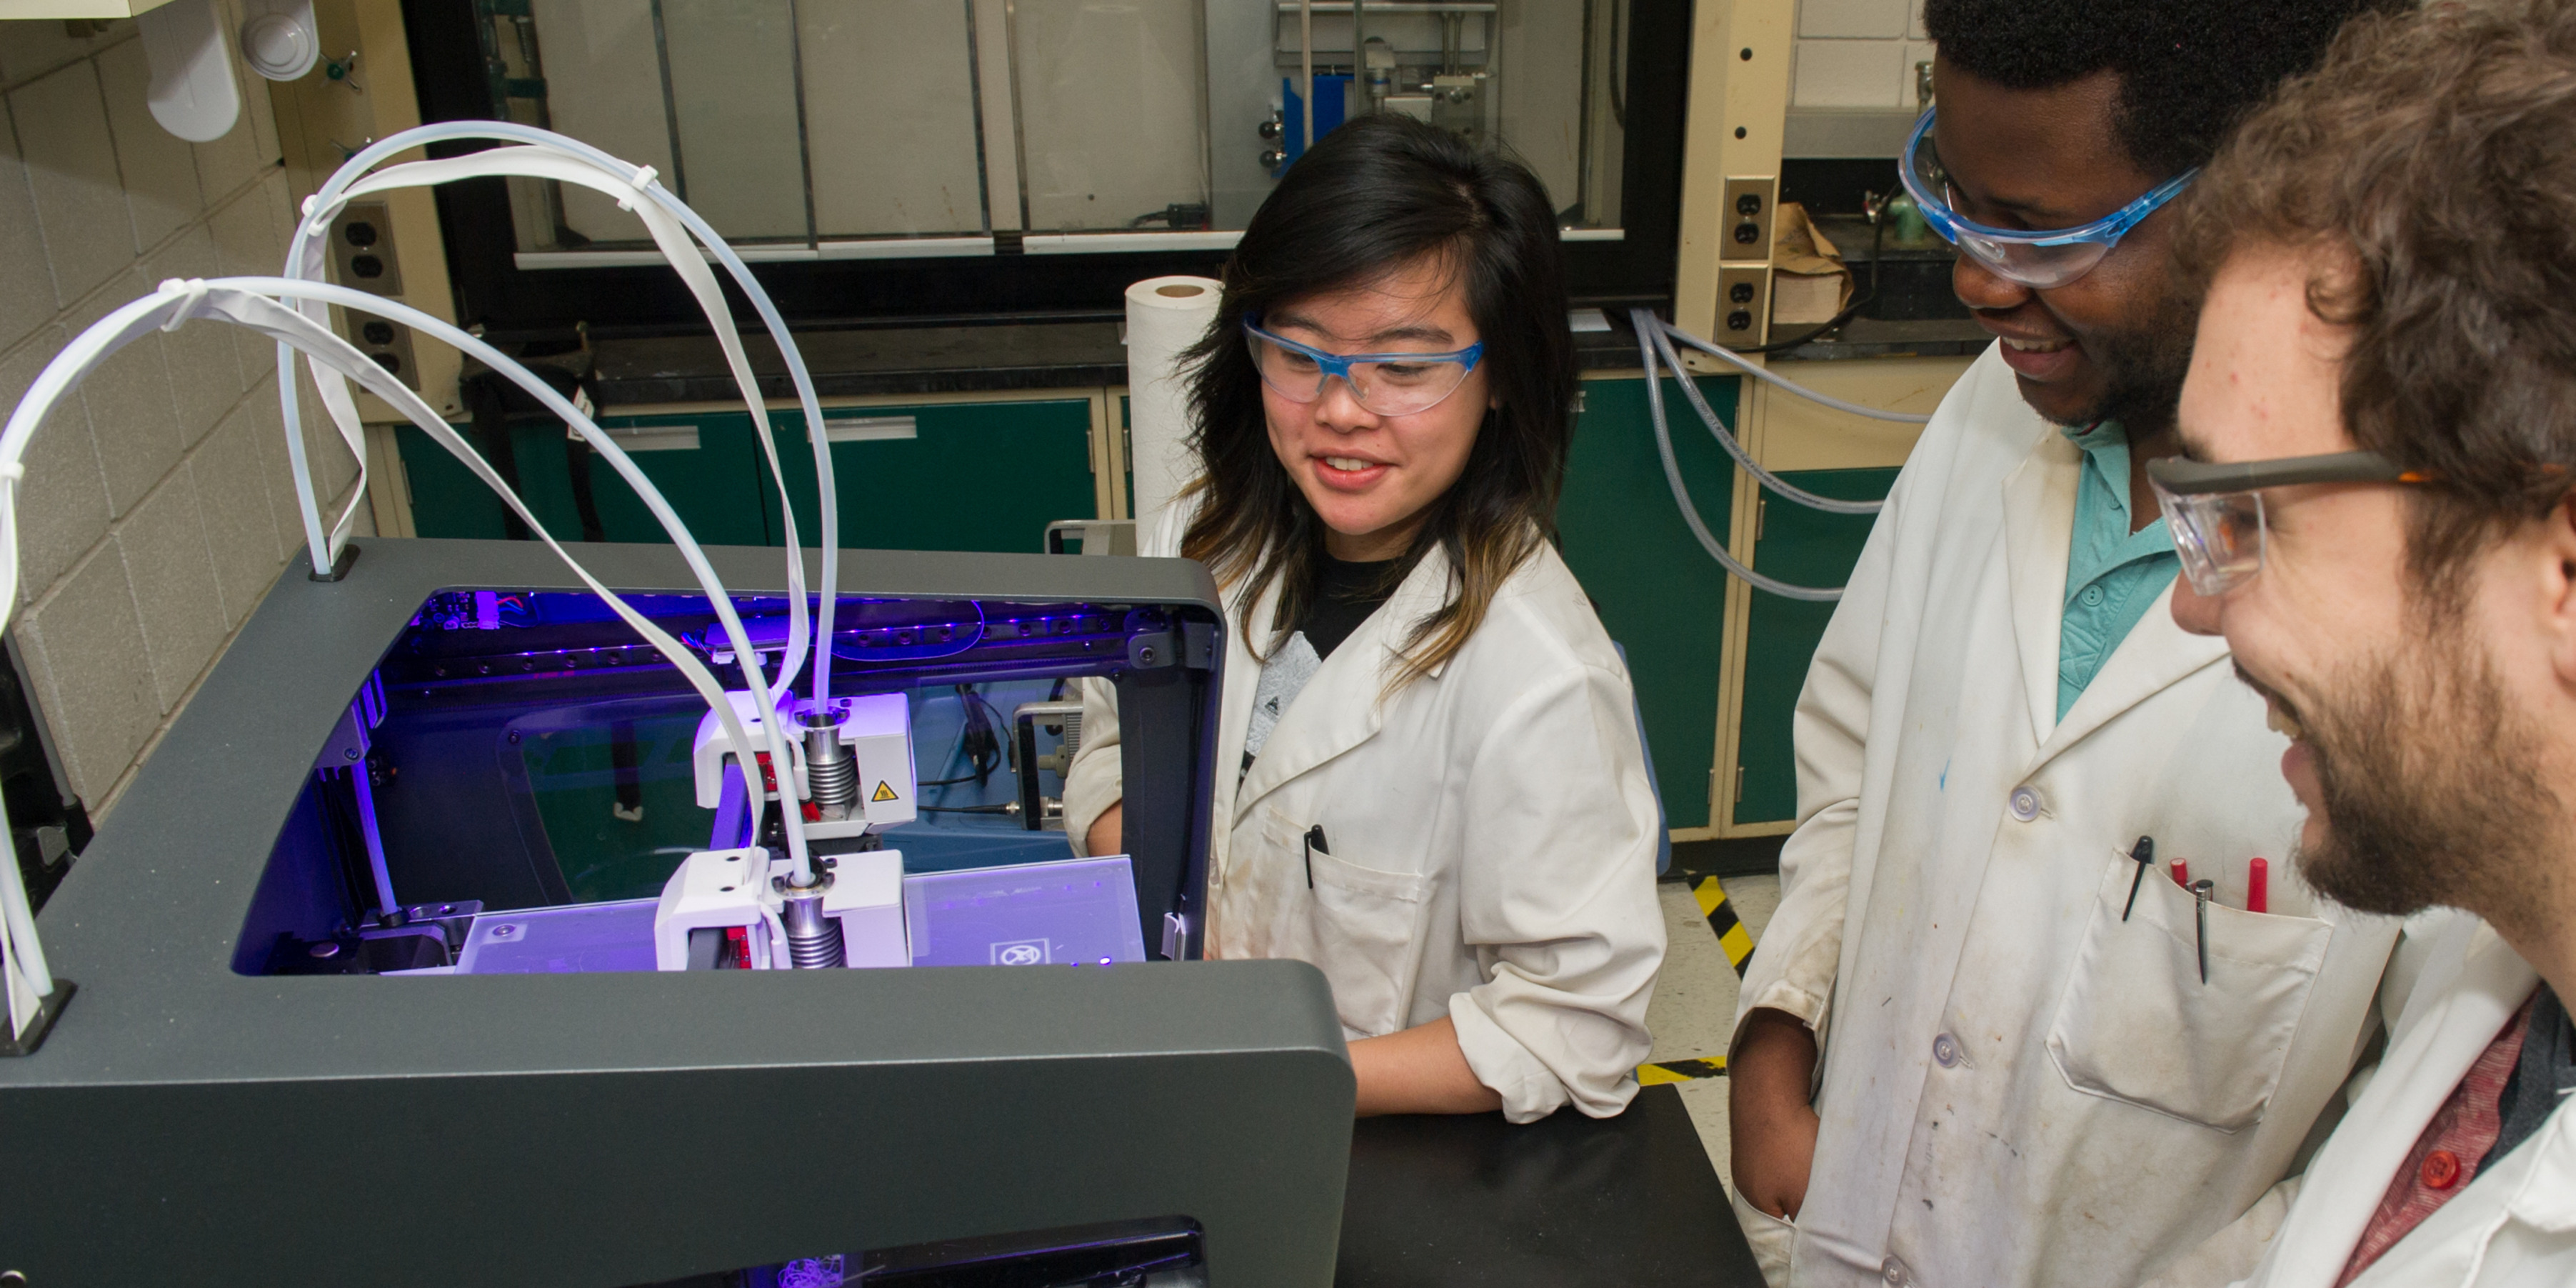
[2009,787,2040,821]
[1881,1254,1913,1286]
[1932,1032,1960,1068]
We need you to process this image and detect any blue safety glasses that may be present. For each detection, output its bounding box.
[1900,109,2197,290]
[1243,319,1485,417]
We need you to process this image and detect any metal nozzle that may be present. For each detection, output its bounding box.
[777,874,845,969]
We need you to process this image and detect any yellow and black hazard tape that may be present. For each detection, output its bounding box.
[1632,877,1763,1086]
[1697,876,1755,978]
[1638,1057,1727,1085]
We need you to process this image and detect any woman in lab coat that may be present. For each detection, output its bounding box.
[1061,115,1665,1123]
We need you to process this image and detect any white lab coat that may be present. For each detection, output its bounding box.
[2232,912,2576,1288]
[1733,346,2404,1287]
[1062,508,1667,1122]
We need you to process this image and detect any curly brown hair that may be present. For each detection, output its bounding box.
[2177,0,2576,592]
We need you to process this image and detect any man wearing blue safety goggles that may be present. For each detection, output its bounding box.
[1726,2,2412,1286]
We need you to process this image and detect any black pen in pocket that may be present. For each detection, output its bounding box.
[2121,835,2156,922]
[1303,825,1328,889]
[2192,879,2215,984]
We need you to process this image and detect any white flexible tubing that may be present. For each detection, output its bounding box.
[1653,315,1935,426]
[283,147,808,716]
[292,124,843,718]
[314,148,816,711]
[284,132,831,875]
[0,281,795,991]
[1637,321,1844,603]
[0,790,50,1033]
[1639,316,1885,517]
[14,279,804,884]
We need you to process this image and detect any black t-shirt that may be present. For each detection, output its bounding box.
[1300,554,1404,659]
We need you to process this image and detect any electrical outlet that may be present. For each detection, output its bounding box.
[1721,176,1777,263]
[1718,266,1769,344]
[329,201,404,296]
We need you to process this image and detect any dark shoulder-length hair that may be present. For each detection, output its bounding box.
[1177,113,1576,692]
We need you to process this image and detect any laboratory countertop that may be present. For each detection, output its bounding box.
[1337,1082,1764,1287]
[578,311,1668,407]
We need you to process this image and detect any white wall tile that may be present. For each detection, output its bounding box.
[0,325,109,598]
[0,20,126,89]
[0,102,58,354]
[188,401,284,628]
[246,394,305,564]
[95,39,201,255]
[118,467,226,712]
[16,537,158,801]
[208,181,284,382]
[12,60,134,307]
[1910,0,1930,41]
[1795,39,1905,108]
[144,226,244,444]
[64,266,184,517]
[1800,0,1908,39]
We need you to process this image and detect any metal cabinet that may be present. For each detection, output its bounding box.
[392,394,1108,553]
[1558,373,1741,832]
[1729,466,1897,825]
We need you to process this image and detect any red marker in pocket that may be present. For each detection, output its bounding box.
[2170,858,2191,889]
[2247,857,2270,914]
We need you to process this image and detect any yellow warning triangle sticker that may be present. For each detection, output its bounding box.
[872,780,898,803]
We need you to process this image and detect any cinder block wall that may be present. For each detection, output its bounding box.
[1792,0,1935,109]
[0,13,369,816]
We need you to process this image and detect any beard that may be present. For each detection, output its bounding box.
[2284,614,2564,924]
[2066,291,2193,433]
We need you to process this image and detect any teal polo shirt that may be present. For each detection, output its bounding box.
[2058,420,2181,721]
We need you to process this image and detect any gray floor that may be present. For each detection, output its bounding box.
[1642,872,1782,1199]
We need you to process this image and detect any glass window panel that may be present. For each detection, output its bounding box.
[661,0,811,241]
[529,0,676,247]
[1011,0,1211,233]
[800,0,990,238]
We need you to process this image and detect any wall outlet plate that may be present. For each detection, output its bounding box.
[329,200,404,296]
[1717,266,1769,345]
[1720,176,1778,264]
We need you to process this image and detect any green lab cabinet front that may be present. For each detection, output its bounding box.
[397,399,1098,554]
[1557,374,1741,834]
[1732,466,1901,827]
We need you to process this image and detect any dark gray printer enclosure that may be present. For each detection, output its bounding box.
[0,539,1353,1285]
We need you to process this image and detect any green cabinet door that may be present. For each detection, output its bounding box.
[398,401,1093,553]
[396,415,773,546]
[1733,466,1900,826]
[768,401,1099,553]
[1557,375,1741,831]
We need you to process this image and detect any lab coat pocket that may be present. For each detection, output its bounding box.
[1274,817,1434,1038]
[2046,857,2332,1132]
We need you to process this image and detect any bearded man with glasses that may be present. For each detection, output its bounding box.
[1725,1,2417,1284]
[2155,3,2576,1282]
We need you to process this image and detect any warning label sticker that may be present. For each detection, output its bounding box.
[872,780,899,802]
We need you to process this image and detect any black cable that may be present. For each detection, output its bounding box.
[916,804,1016,814]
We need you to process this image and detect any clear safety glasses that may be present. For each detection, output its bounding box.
[1243,319,1485,417]
[1900,109,2197,290]
[2146,451,2433,596]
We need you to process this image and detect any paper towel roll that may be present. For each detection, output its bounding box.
[1124,275,1223,527]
